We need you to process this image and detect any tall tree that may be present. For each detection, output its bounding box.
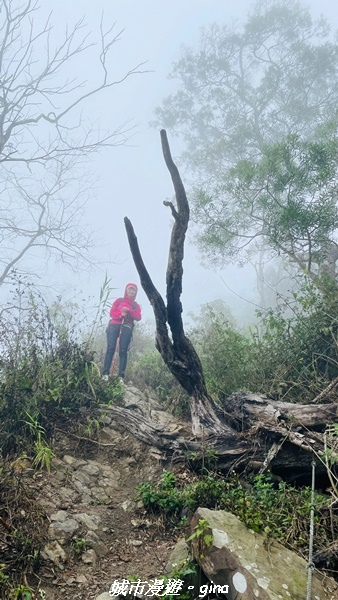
[0,0,145,285]
[125,130,231,437]
[155,0,338,278]
[195,131,338,279]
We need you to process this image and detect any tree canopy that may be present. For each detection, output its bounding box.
[155,0,338,279]
[195,131,338,278]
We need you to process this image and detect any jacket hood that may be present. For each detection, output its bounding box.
[124,282,138,298]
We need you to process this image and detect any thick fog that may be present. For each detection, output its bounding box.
[5,0,338,324]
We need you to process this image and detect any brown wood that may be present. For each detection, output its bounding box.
[98,388,338,484]
[124,130,226,437]
[121,130,337,486]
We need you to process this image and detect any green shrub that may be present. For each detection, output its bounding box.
[0,282,112,457]
[137,471,331,554]
[250,276,338,401]
[191,316,254,398]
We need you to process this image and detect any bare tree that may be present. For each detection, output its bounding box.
[118,131,338,478]
[0,0,146,283]
[125,130,232,437]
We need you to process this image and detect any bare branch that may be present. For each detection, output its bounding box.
[125,131,227,436]
[0,1,146,285]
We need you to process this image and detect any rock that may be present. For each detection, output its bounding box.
[130,539,143,546]
[148,448,165,460]
[74,512,101,530]
[95,594,112,600]
[38,587,57,599]
[50,510,68,522]
[41,541,66,566]
[72,471,91,485]
[58,486,78,502]
[72,478,92,495]
[121,500,132,512]
[98,414,112,425]
[63,455,87,468]
[189,508,338,599]
[75,574,88,583]
[81,462,101,476]
[82,548,97,565]
[99,427,120,443]
[131,519,143,527]
[39,499,58,511]
[51,457,64,468]
[48,518,79,544]
[165,537,189,573]
[85,530,109,557]
[99,478,120,491]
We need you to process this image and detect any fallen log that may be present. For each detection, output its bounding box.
[98,388,338,486]
[118,131,338,486]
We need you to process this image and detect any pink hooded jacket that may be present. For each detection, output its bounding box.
[109,283,141,329]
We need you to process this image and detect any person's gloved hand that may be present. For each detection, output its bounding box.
[121,307,129,317]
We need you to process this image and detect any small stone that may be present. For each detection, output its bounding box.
[75,574,87,583]
[74,512,101,530]
[63,455,87,468]
[72,471,91,485]
[81,463,101,476]
[130,539,143,547]
[50,510,68,522]
[85,531,109,557]
[41,541,66,565]
[131,519,142,527]
[58,486,78,502]
[98,415,112,425]
[48,518,79,544]
[82,549,97,565]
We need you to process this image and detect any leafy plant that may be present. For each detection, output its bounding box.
[138,471,331,555]
[0,282,109,457]
[11,584,33,600]
[161,559,198,600]
[137,471,182,515]
[0,563,9,584]
[186,519,213,550]
[32,433,55,473]
[71,538,87,556]
[81,417,101,438]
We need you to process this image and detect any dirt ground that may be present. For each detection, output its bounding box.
[1,410,189,600]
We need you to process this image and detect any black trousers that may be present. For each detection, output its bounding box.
[102,324,133,378]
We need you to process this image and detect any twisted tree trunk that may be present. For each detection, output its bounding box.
[121,130,338,491]
[124,130,227,436]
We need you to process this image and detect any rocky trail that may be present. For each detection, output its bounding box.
[14,386,184,600]
[4,384,338,600]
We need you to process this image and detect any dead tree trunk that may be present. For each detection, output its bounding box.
[120,130,338,488]
[124,130,228,437]
[98,389,338,485]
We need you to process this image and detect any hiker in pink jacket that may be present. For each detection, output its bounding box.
[102,283,141,381]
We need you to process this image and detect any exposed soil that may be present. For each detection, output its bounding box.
[0,394,189,600]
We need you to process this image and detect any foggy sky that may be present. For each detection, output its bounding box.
[31,0,338,323]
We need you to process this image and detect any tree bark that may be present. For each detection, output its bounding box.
[124,130,227,437]
[120,129,338,489]
[98,389,338,485]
